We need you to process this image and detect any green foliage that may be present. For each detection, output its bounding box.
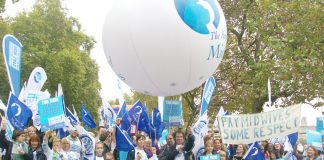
[0,19,12,101]
[0,0,101,122]
[0,0,4,14]
[209,0,323,116]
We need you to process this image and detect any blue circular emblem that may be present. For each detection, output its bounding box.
[34,72,42,83]
[80,135,94,155]
[174,0,220,34]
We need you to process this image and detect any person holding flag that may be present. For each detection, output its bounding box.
[127,134,149,160]
[164,128,195,160]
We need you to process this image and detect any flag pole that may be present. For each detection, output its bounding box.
[268,78,271,107]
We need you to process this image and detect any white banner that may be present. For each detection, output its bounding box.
[217,104,302,144]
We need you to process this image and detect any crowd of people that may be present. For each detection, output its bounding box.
[0,117,323,160]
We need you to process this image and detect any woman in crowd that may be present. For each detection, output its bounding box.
[0,128,29,160]
[233,144,247,160]
[273,142,284,158]
[127,134,149,160]
[26,135,46,159]
[264,142,274,159]
[198,135,215,159]
[60,137,74,159]
[303,146,321,160]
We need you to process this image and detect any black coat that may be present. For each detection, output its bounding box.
[25,147,47,160]
[165,134,195,160]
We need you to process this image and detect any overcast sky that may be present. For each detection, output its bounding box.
[4,0,131,101]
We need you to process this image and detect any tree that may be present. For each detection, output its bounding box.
[0,0,101,122]
[208,0,323,117]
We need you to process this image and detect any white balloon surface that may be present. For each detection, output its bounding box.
[103,0,227,96]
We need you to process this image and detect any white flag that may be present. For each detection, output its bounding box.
[26,67,47,91]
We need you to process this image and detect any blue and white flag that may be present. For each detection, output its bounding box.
[200,76,216,116]
[138,106,151,134]
[128,100,143,124]
[2,35,23,96]
[121,111,131,133]
[72,105,80,122]
[66,107,79,126]
[117,102,127,118]
[152,108,163,140]
[283,132,298,159]
[192,114,209,159]
[116,125,135,152]
[7,92,32,130]
[76,124,95,160]
[100,101,117,130]
[243,141,266,160]
[81,104,97,129]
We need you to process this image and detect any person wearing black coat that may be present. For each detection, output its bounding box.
[166,129,195,160]
[25,135,47,160]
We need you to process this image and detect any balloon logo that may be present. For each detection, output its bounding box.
[103,0,227,96]
[174,0,220,34]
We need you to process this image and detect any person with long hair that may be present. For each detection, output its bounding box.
[233,144,247,160]
[273,142,284,158]
[303,146,321,160]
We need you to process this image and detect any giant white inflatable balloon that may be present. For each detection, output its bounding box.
[103,0,227,96]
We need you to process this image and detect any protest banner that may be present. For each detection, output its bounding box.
[163,100,183,126]
[38,96,65,131]
[217,104,302,144]
[200,155,220,160]
[306,130,322,150]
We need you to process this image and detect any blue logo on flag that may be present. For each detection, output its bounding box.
[174,0,220,34]
[34,72,42,83]
[80,135,94,156]
[7,93,32,130]
[81,104,97,129]
[243,142,266,160]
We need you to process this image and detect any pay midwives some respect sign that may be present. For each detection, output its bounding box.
[217,104,302,144]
